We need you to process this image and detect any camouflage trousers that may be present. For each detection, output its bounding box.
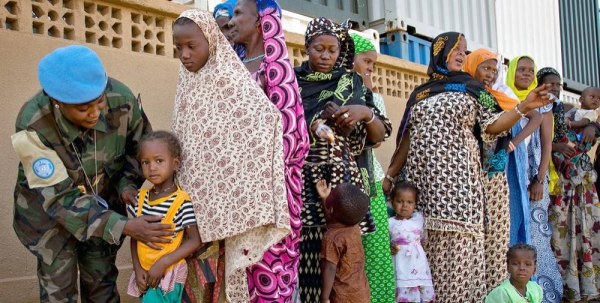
[36,237,122,303]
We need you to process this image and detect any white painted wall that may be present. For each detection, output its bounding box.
[495,0,563,76]
[368,0,563,77]
[369,0,498,52]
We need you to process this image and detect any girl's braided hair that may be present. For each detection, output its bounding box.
[506,243,537,264]
[138,130,182,158]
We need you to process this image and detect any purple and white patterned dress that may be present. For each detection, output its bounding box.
[244,1,310,302]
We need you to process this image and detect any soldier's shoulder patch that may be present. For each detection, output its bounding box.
[12,130,68,188]
[32,158,55,179]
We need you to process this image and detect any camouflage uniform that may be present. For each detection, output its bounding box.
[12,78,151,302]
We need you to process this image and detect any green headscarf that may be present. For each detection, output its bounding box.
[350,33,376,54]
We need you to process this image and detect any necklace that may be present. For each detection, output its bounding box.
[242,53,265,64]
[152,183,176,195]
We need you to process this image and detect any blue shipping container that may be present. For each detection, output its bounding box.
[380,31,431,66]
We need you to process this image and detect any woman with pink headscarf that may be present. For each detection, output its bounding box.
[228,0,310,301]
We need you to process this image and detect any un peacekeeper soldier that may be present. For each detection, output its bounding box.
[11,45,174,302]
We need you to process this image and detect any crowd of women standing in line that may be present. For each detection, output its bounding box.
[12,0,600,302]
[380,32,600,302]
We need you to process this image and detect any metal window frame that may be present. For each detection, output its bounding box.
[559,0,600,92]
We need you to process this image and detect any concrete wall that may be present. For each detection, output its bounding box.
[0,1,425,300]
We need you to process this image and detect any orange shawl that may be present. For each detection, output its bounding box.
[464,48,519,111]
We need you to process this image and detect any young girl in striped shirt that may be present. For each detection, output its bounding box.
[127,131,201,302]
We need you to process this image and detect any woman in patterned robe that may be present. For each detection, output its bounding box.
[384,32,553,302]
[464,48,515,290]
[544,67,600,302]
[294,17,392,302]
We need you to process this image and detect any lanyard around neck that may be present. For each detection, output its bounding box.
[71,130,98,195]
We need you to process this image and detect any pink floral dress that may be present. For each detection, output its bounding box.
[389,212,435,302]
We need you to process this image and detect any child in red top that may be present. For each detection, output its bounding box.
[316,180,371,303]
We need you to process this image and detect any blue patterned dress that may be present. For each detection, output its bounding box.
[506,121,531,246]
[527,107,563,303]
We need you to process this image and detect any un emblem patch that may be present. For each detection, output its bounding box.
[32,158,55,179]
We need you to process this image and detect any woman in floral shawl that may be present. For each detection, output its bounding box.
[228,0,310,301]
[171,9,290,303]
[383,32,553,301]
[294,17,392,302]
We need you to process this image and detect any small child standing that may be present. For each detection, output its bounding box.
[553,86,600,179]
[388,182,435,302]
[127,131,201,302]
[485,243,543,303]
[316,180,371,303]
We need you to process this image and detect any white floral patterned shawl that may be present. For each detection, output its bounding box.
[171,9,290,303]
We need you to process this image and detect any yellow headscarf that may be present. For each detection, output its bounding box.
[506,55,538,101]
[464,48,519,111]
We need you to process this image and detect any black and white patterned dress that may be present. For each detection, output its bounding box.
[403,91,504,302]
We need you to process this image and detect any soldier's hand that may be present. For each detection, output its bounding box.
[123,215,174,250]
[121,189,138,206]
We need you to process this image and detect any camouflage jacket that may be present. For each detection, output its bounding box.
[12,78,151,265]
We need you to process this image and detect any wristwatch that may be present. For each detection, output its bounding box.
[385,174,395,183]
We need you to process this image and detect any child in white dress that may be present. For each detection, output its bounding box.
[388,182,435,302]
